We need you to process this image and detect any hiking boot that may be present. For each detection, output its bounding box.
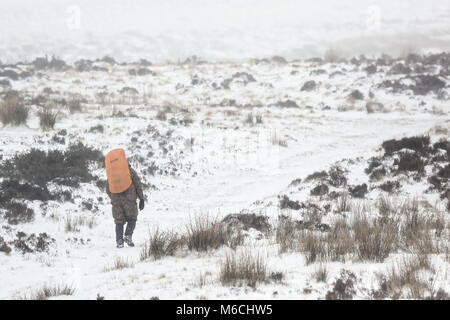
[116,239,124,248]
[124,235,135,247]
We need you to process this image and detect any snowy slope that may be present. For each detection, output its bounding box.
[0,53,449,299]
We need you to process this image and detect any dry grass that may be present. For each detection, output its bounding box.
[275,217,298,253]
[352,214,398,262]
[64,215,96,232]
[103,256,135,272]
[219,249,267,287]
[140,228,185,261]
[193,271,213,288]
[325,219,354,262]
[38,107,59,130]
[377,195,395,216]
[298,231,326,264]
[0,96,29,126]
[385,255,435,299]
[270,131,288,147]
[274,196,448,263]
[399,208,445,254]
[336,193,351,213]
[186,215,231,252]
[313,264,329,283]
[18,283,75,300]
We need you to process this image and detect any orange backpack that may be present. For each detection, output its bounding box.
[105,149,132,194]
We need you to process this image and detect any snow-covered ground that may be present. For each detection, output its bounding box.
[0,52,449,299]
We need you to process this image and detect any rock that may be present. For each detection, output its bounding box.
[272,56,288,64]
[301,80,316,91]
[275,100,299,108]
[364,64,377,75]
[365,101,385,113]
[221,213,271,233]
[349,90,364,100]
[389,63,411,75]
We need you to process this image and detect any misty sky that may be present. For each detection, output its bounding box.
[0,0,449,63]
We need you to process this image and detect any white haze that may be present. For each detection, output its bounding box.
[0,0,449,63]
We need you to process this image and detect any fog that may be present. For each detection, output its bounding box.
[0,0,449,63]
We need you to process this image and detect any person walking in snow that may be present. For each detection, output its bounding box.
[105,151,145,248]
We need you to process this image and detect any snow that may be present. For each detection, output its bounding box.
[1,46,450,299]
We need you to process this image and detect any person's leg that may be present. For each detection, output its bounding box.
[112,202,126,247]
[125,219,136,237]
[115,223,124,245]
[123,201,138,246]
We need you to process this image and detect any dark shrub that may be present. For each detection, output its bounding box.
[279,195,303,210]
[33,56,67,71]
[433,139,450,153]
[438,164,450,179]
[382,136,430,155]
[325,270,357,300]
[328,166,347,187]
[0,143,103,187]
[13,232,55,254]
[0,79,11,87]
[0,236,12,254]
[364,64,377,74]
[411,75,445,95]
[74,59,93,72]
[397,152,425,173]
[3,202,34,224]
[349,184,368,198]
[369,167,387,181]
[288,178,302,187]
[0,69,20,80]
[379,180,401,193]
[305,170,328,182]
[365,157,383,174]
[389,63,411,75]
[0,179,53,203]
[310,184,329,196]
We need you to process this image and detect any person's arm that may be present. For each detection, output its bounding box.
[130,168,145,200]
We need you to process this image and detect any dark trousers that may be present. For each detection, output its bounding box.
[115,219,136,243]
